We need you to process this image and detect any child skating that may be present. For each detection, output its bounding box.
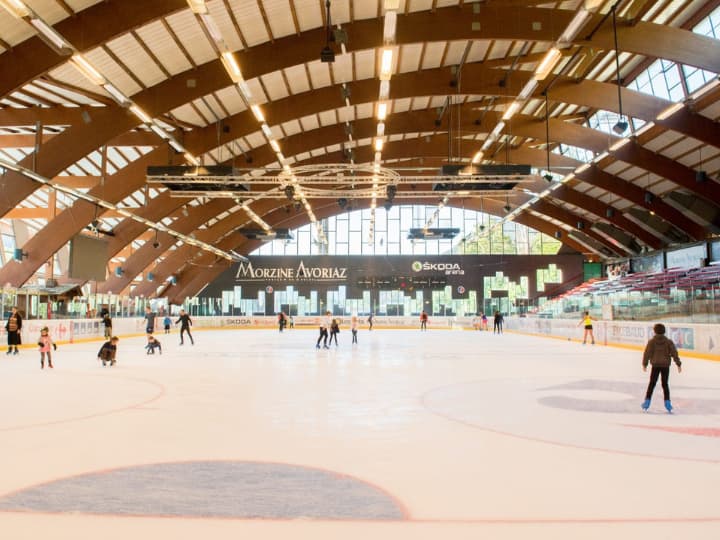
[163,316,172,334]
[351,314,358,345]
[145,335,162,355]
[642,323,682,412]
[98,336,119,366]
[37,326,57,369]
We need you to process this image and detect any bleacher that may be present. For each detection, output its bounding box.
[533,264,720,317]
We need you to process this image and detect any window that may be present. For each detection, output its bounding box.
[250,206,562,257]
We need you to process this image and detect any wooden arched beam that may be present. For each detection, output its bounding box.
[583,20,720,75]
[2,45,717,235]
[0,102,690,288]
[98,199,235,294]
[2,3,718,223]
[0,0,187,98]
[4,2,719,104]
[575,165,706,240]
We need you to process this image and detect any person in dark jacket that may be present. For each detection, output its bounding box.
[175,309,194,345]
[102,313,113,339]
[5,306,22,355]
[98,336,119,366]
[144,306,156,334]
[642,323,682,413]
[493,311,504,334]
[145,335,162,355]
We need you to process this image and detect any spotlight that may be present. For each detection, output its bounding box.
[337,197,348,210]
[696,170,708,183]
[612,120,628,135]
[644,191,654,204]
[284,185,295,200]
[503,204,511,213]
[91,219,99,229]
[320,45,335,63]
[294,201,302,211]
[543,173,553,182]
[384,200,393,211]
[152,241,160,249]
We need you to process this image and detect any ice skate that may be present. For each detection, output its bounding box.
[665,400,673,413]
[641,399,650,411]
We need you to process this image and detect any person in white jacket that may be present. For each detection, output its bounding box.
[316,311,332,349]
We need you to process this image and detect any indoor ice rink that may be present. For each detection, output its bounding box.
[1,327,719,539]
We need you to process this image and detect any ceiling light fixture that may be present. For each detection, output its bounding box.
[0,0,30,18]
[534,47,561,80]
[320,0,335,62]
[70,54,106,85]
[380,48,394,80]
[611,6,628,135]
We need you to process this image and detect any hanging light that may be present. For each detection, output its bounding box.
[611,6,628,135]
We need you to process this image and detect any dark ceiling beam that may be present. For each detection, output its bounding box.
[97,199,235,294]
[530,199,628,256]
[129,215,250,298]
[550,185,662,249]
[574,166,706,240]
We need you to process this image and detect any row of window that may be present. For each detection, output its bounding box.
[251,205,562,257]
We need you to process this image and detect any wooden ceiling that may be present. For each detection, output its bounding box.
[0,0,718,300]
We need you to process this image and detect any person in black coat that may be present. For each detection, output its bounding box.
[5,306,22,355]
[175,309,194,345]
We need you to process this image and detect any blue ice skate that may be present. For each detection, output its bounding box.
[641,399,651,412]
[664,400,673,413]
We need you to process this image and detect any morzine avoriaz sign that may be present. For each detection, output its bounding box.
[235,259,348,281]
[201,254,584,298]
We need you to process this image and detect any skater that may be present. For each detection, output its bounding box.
[163,315,172,334]
[420,311,428,331]
[278,312,286,332]
[288,315,294,329]
[329,318,340,346]
[351,314,358,344]
[5,306,22,355]
[145,335,162,355]
[481,313,488,331]
[98,336,119,366]
[176,309,194,345]
[316,311,331,349]
[37,326,57,369]
[642,323,682,412]
[578,311,595,345]
[102,312,113,339]
[144,306,156,334]
[367,312,374,331]
[493,311,504,334]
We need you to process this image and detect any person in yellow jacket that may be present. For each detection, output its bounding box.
[578,311,595,345]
